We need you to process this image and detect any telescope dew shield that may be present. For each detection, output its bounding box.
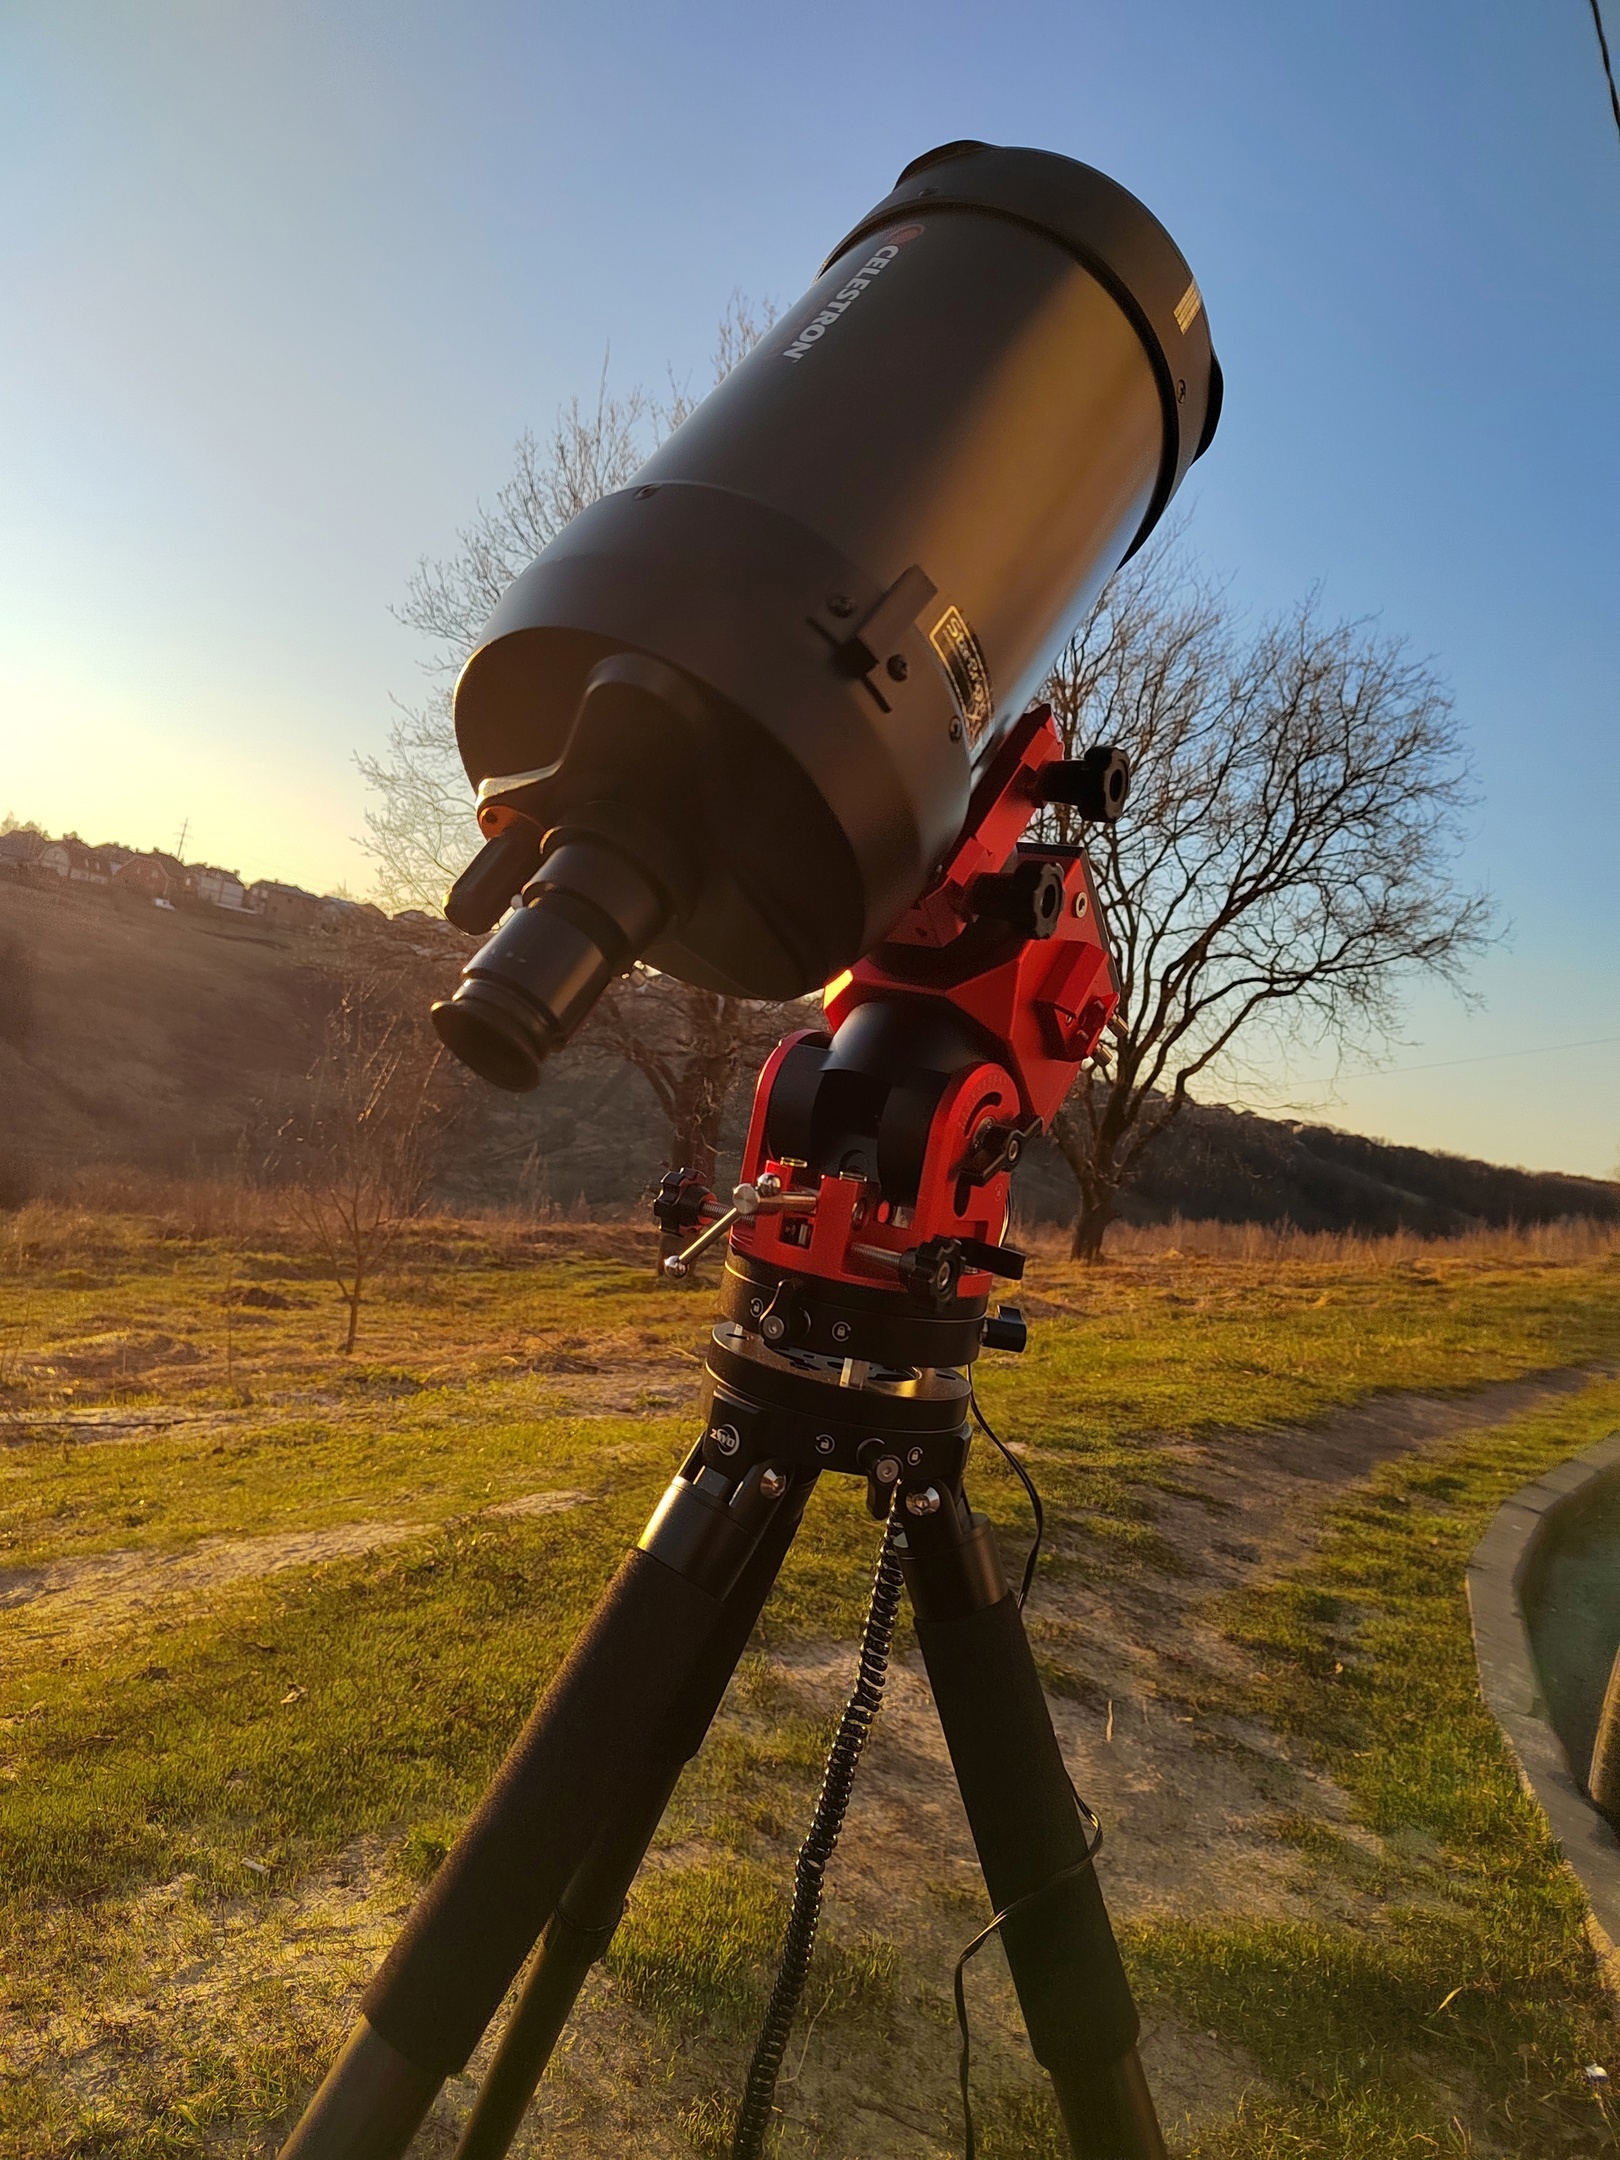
[434,141,1219,1088]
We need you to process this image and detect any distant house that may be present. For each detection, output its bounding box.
[314,895,388,931]
[193,865,246,911]
[0,827,47,869]
[112,850,186,901]
[35,836,113,885]
[246,878,325,930]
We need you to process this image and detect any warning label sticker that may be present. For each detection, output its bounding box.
[928,605,994,745]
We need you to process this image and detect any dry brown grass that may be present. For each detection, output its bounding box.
[1013,1210,1620,1268]
[28,1169,1620,1274]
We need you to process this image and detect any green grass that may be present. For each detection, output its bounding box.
[2,1209,1618,2155]
[607,1858,899,2030]
[1129,1378,1620,2157]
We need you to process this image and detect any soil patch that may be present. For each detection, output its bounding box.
[0,1491,598,1648]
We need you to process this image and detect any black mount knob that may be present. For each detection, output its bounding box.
[1037,745,1131,823]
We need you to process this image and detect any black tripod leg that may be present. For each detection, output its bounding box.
[280,1457,809,2160]
[901,1505,1166,2160]
[451,1480,814,2160]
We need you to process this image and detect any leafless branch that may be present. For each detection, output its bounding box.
[1043,534,1493,1257]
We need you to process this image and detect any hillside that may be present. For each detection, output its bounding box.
[2,872,1615,1232]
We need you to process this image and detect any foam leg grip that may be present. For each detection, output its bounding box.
[452,1489,813,2158]
[362,1546,725,2075]
[276,2019,438,2160]
[913,1595,1140,2078]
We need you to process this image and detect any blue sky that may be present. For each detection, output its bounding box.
[1,1,1616,1175]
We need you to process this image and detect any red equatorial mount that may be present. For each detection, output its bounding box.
[696,702,1118,1303]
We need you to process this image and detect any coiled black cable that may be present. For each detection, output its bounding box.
[730,1505,905,2160]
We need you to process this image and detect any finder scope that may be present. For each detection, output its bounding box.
[432,139,1220,1090]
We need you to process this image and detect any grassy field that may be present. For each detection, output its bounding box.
[1,1193,1618,2157]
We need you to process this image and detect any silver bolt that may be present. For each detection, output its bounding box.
[762,1314,787,1344]
[905,1487,943,1516]
[759,1467,789,1499]
[712,1423,740,1456]
[874,1454,902,1484]
[831,1321,852,1345]
[815,1433,836,1455]
[907,1447,923,1465]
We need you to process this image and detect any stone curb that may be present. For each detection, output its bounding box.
[1467,1430,1620,1993]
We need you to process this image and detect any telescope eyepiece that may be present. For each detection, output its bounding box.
[430,837,668,1091]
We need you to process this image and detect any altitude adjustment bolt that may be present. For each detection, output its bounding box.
[905,1487,943,1517]
[759,1467,789,1499]
[1036,744,1132,823]
[762,1314,788,1344]
[971,859,1066,941]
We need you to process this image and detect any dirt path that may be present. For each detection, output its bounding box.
[747,1362,1611,2146]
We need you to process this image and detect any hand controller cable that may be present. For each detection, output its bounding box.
[731,1503,907,2160]
[735,1385,1104,2160]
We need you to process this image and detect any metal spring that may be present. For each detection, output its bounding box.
[730,1508,905,2160]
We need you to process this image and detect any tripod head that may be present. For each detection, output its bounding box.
[430,140,1218,1089]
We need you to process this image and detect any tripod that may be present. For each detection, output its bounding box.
[279,709,1164,2160]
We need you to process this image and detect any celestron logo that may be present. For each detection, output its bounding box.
[781,225,924,362]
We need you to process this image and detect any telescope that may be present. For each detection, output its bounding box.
[431,136,1218,1083]
[285,141,1218,2160]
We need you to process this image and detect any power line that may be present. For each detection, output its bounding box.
[1225,1032,1620,1121]
[1338,1031,1620,1081]
[1592,0,1620,144]
[1347,1028,1620,1080]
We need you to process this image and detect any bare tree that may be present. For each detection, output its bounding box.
[360,303,776,911]
[358,301,801,1193]
[590,968,814,1191]
[1041,539,1494,1259]
[277,973,456,1351]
